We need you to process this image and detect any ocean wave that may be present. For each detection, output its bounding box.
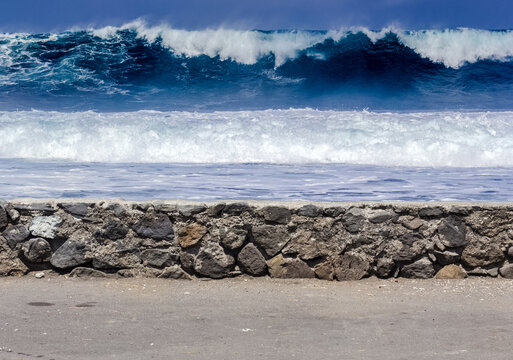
[90,21,513,68]
[1,109,512,167]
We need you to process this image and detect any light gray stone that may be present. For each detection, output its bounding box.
[69,267,108,278]
[30,215,62,239]
[499,264,513,279]
[158,265,192,280]
[376,257,395,278]
[219,226,247,250]
[369,210,395,224]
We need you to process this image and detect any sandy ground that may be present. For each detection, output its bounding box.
[0,276,512,360]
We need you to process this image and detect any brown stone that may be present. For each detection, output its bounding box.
[178,223,207,248]
[267,255,315,279]
[435,265,467,279]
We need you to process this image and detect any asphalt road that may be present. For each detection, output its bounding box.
[0,276,512,360]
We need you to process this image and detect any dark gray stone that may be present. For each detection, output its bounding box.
[401,257,435,279]
[102,220,129,240]
[237,243,267,276]
[219,226,247,250]
[499,264,513,279]
[418,207,444,218]
[2,224,30,249]
[180,251,196,272]
[0,204,7,230]
[391,233,426,261]
[433,250,460,265]
[437,216,466,248]
[342,207,365,233]
[59,203,91,217]
[467,267,488,276]
[267,255,315,279]
[252,224,290,257]
[223,203,252,216]
[369,210,395,224]
[105,203,128,218]
[207,203,225,216]
[50,231,92,269]
[323,207,344,217]
[260,206,291,224]
[140,249,179,268]
[508,247,513,259]
[193,243,234,279]
[133,213,174,240]
[297,205,322,218]
[92,248,141,270]
[13,203,55,215]
[178,205,207,217]
[22,238,52,263]
[333,254,370,281]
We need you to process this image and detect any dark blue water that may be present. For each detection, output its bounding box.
[1,26,512,111]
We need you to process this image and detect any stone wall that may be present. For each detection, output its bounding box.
[1,200,513,280]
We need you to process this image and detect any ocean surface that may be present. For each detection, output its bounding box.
[1,22,513,201]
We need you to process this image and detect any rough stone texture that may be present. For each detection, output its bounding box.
[102,220,129,240]
[158,265,192,279]
[133,213,174,240]
[435,265,467,279]
[437,216,467,248]
[140,249,179,268]
[29,215,62,239]
[178,223,207,248]
[297,205,322,218]
[368,209,395,224]
[50,230,92,269]
[461,232,505,268]
[2,224,30,249]
[219,226,247,250]
[252,225,289,257]
[333,254,370,281]
[237,243,267,276]
[401,258,435,279]
[499,264,513,279]
[0,240,28,276]
[193,243,235,279]
[59,203,91,217]
[433,250,460,265]
[0,204,8,230]
[267,255,315,279]
[260,206,291,224]
[22,238,52,263]
[69,267,108,278]
[342,207,366,233]
[376,257,395,278]
[1,200,513,280]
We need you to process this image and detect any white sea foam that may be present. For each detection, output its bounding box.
[90,22,513,68]
[1,109,512,167]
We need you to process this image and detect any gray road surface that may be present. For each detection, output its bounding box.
[0,276,512,360]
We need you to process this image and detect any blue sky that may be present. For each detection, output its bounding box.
[0,0,511,32]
